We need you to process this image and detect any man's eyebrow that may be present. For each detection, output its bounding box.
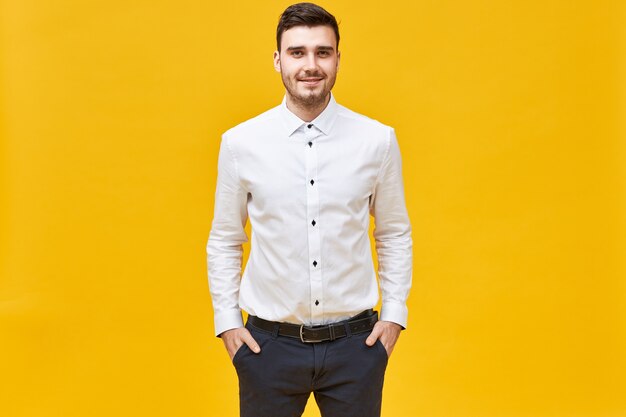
[285,45,335,52]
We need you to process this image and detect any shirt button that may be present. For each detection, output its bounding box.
[313,260,318,267]
[308,124,313,129]
[311,220,316,226]
[315,300,319,306]
[308,141,313,147]
[310,179,314,185]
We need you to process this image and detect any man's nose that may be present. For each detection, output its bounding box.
[303,53,318,71]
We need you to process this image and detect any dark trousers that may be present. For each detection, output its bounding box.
[232,314,389,417]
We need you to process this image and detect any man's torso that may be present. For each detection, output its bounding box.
[223,95,393,326]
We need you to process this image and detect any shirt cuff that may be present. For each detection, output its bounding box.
[214,309,244,337]
[380,302,408,329]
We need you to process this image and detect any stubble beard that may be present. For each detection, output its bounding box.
[282,72,336,110]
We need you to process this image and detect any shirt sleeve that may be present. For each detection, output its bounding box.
[206,133,249,337]
[370,127,413,329]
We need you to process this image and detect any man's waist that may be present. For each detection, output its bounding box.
[246,309,377,343]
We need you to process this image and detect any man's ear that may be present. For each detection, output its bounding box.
[273,51,281,73]
[336,50,340,72]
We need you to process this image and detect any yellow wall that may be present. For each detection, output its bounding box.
[1,1,625,416]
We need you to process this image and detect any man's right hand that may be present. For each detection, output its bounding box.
[220,327,261,361]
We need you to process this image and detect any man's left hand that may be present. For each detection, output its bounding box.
[365,320,402,358]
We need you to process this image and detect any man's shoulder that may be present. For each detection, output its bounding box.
[222,104,281,140]
[335,103,394,135]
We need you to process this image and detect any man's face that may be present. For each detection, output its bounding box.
[273,25,340,108]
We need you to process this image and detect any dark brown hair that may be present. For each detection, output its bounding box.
[276,2,340,52]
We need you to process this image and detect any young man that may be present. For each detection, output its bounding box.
[207,3,412,416]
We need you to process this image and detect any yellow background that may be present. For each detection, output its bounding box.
[1,0,625,416]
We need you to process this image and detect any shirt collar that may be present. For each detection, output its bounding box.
[279,92,339,136]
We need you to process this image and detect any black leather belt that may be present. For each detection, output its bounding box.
[247,309,378,343]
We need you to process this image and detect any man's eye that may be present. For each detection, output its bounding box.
[292,51,303,57]
[319,51,329,56]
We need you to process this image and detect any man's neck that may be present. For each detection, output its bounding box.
[285,93,331,123]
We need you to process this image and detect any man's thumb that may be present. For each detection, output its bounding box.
[365,330,380,346]
[243,332,261,353]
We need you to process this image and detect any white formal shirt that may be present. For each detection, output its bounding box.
[207,92,412,337]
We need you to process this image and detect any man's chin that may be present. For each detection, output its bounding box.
[294,90,327,105]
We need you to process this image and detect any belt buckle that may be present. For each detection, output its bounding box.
[299,324,324,343]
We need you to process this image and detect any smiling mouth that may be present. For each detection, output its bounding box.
[299,78,323,85]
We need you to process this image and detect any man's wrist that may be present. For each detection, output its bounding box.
[380,302,408,329]
[214,309,244,337]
